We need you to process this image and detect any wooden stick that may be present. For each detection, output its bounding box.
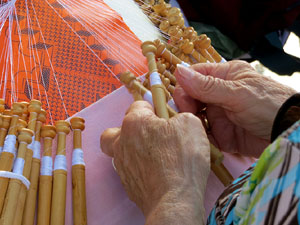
[0,128,34,225]
[0,99,5,114]
[141,41,169,119]
[12,100,41,225]
[194,34,222,63]
[157,61,176,85]
[20,102,29,122]
[0,102,23,214]
[70,117,87,225]
[0,115,11,153]
[181,39,207,63]
[22,109,47,225]
[156,42,186,67]
[37,125,56,225]
[120,71,177,117]
[50,120,70,225]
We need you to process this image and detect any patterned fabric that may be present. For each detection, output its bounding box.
[207,120,300,225]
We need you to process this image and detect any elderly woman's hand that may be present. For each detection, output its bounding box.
[174,60,297,158]
[101,101,210,225]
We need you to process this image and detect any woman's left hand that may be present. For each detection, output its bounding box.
[101,101,210,225]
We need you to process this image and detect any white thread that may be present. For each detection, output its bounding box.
[27,136,35,151]
[149,71,162,86]
[72,148,85,166]
[220,58,227,63]
[3,135,16,154]
[54,155,67,171]
[161,47,166,56]
[12,158,25,174]
[143,91,154,106]
[40,156,53,176]
[33,141,41,159]
[0,171,30,189]
[167,99,179,112]
[180,61,190,67]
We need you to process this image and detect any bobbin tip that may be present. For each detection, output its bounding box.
[18,128,34,144]
[70,117,85,131]
[28,99,42,113]
[41,125,56,139]
[55,120,70,134]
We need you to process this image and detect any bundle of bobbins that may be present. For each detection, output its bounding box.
[0,99,87,225]
[134,0,226,64]
[120,37,233,187]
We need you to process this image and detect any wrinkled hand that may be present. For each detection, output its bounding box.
[101,101,210,225]
[174,60,297,157]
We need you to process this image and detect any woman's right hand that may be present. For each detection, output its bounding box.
[174,60,297,157]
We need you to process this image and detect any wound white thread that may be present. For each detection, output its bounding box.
[0,171,30,189]
[72,148,85,166]
[12,158,25,175]
[150,72,162,86]
[54,155,67,171]
[143,91,154,106]
[161,47,166,56]
[41,156,53,176]
[27,136,35,151]
[167,99,179,112]
[3,135,16,153]
[33,141,41,159]
[180,61,190,67]
[220,58,227,63]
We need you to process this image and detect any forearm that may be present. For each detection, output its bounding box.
[145,190,205,225]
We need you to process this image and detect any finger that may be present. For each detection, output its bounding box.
[189,62,230,80]
[175,64,238,107]
[125,100,156,117]
[100,127,121,157]
[173,84,198,114]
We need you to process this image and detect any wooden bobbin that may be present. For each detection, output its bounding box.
[11,101,41,225]
[3,110,11,116]
[70,117,87,225]
[195,34,222,63]
[159,20,170,33]
[141,41,169,119]
[162,77,175,95]
[0,115,11,150]
[181,39,207,63]
[22,109,47,225]
[168,26,183,40]
[149,12,161,25]
[20,101,29,122]
[0,99,5,114]
[27,99,42,132]
[8,102,24,135]
[152,0,168,17]
[157,61,176,85]
[120,71,176,118]
[37,125,56,225]
[183,27,198,42]
[51,120,70,225]
[0,128,33,225]
[156,42,182,66]
[168,14,184,27]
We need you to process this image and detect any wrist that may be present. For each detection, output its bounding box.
[145,186,206,225]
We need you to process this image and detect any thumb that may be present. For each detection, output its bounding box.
[175,64,237,107]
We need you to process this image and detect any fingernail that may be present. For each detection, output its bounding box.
[176,64,194,84]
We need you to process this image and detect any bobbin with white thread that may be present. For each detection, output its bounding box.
[51,120,70,225]
[37,125,56,225]
[142,41,169,119]
[0,102,23,214]
[0,128,33,225]
[70,117,87,225]
[23,109,47,225]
